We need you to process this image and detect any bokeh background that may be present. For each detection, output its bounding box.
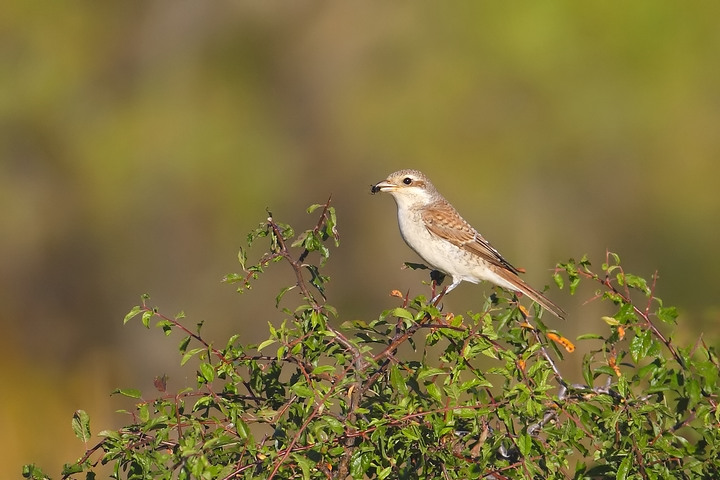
[2,2,719,475]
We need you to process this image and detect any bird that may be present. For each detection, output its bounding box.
[371,169,566,320]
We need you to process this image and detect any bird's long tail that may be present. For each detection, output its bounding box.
[493,268,566,320]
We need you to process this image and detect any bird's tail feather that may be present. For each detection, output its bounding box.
[493,268,566,320]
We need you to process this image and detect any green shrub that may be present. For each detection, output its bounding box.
[24,199,720,479]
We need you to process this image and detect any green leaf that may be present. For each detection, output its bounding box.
[111,388,141,399]
[156,319,174,335]
[291,231,310,249]
[181,347,205,366]
[577,333,604,341]
[290,382,315,399]
[292,453,312,480]
[452,407,479,418]
[257,338,276,351]
[305,264,328,299]
[275,285,295,308]
[61,463,83,476]
[236,419,251,440]
[237,246,248,270]
[577,402,602,417]
[614,303,637,323]
[389,307,414,322]
[617,455,631,480]
[141,309,153,328]
[71,410,91,443]
[377,466,393,480]
[350,451,371,478]
[306,203,324,213]
[602,316,619,326]
[417,367,446,380]
[517,433,532,457]
[22,464,51,480]
[324,416,345,434]
[193,395,214,411]
[137,403,150,422]
[389,365,409,395]
[459,377,493,390]
[582,354,594,386]
[178,335,192,354]
[657,306,678,324]
[686,378,701,409]
[426,382,442,402]
[621,273,650,294]
[123,305,142,324]
[312,365,336,376]
[602,252,621,271]
[97,429,119,439]
[310,310,327,329]
[199,362,215,383]
[617,375,629,398]
[630,329,655,363]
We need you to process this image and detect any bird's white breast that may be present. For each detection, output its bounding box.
[395,205,474,278]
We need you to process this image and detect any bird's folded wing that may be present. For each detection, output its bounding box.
[421,201,520,275]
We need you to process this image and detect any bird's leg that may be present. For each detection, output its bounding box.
[444,278,461,294]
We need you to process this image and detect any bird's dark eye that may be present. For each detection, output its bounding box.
[403,177,412,185]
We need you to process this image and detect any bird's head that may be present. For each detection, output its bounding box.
[371,169,438,208]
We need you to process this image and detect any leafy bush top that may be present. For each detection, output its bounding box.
[25,199,720,480]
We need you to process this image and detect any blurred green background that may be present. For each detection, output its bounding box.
[2,2,719,475]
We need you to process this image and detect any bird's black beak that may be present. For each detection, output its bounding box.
[371,180,394,194]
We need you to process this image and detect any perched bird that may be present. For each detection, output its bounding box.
[371,169,566,320]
